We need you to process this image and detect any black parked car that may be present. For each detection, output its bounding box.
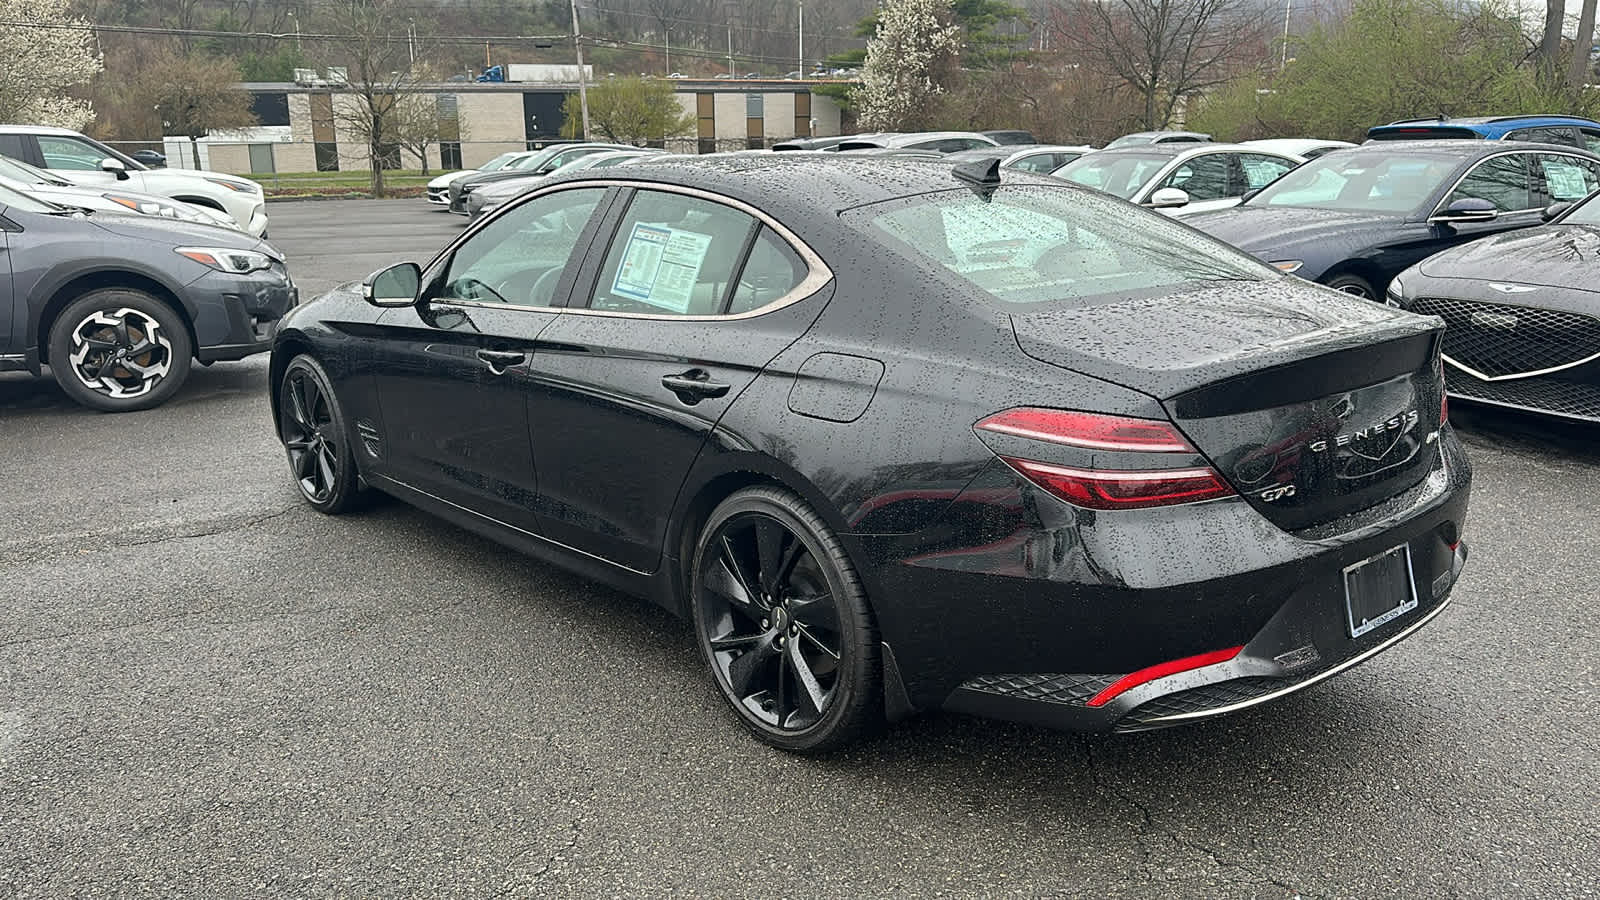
[269,158,1470,751]
[1187,140,1600,299]
[0,181,294,411]
[1389,187,1600,423]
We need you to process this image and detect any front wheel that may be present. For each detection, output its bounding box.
[690,486,881,752]
[47,289,192,412]
[277,354,362,514]
[1323,273,1377,300]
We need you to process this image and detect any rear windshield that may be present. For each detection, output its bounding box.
[1053,152,1170,198]
[1249,150,1462,213]
[1367,127,1481,141]
[845,185,1273,307]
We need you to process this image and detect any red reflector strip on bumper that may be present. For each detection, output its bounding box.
[1086,645,1245,708]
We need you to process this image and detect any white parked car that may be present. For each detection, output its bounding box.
[1051,142,1305,217]
[424,151,523,206]
[1242,138,1357,160]
[0,154,239,229]
[836,131,1000,153]
[0,125,267,236]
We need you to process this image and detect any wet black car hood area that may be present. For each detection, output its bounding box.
[1417,224,1600,291]
[1010,277,1436,400]
[1188,205,1409,257]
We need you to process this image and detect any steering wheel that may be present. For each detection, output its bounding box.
[452,275,508,305]
[528,266,564,307]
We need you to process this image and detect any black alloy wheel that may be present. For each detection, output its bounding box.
[47,289,193,412]
[691,487,880,752]
[1324,273,1377,300]
[278,355,362,514]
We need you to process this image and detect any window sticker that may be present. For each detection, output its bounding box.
[610,222,714,312]
[1544,160,1593,201]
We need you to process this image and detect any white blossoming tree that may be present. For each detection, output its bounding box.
[853,0,963,132]
[0,0,103,129]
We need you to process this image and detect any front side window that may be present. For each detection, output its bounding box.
[1009,153,1060,174]
[849,185,1273,308]
[437,187,606,307]
[1252,150,1462,213]
[1538,154,1600,202]
[1156,153,1231,201]
[1447,154,1534,212]
[587,190,760,316]
[37,136,107,171]
[1239,153,1296,189]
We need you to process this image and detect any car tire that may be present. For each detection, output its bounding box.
[690,486,882,753]
[277,354,363,515]
[47,289,192,412]
[1323,273,1377,300]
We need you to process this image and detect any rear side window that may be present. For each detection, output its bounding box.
[1581,128,1600,155]
[1367,127,1480,141]
[1239,153,1296,189]
[727,227,807,315]
[1506,126,1578,147]
[1156,153,1231,201]
[1538,154,1600,202]
[1447,154,1534,211]
[848,185,1272,307]
[587,190,759,316]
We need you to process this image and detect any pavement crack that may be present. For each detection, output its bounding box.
[0,504,300,569]
[493,822,582,897]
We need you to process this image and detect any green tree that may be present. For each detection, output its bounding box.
[138,50,259,168]
[559,77,695,144]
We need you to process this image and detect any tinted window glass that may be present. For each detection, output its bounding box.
[728,227,808,314]
[1157,153,1231,201]
[0,134,27,164]
[1580,128,1600,155]
[1055,152,1169,199]
[1254,150,1461,213]
[1010,152,1072,173]
[1538,154,1600,202]
[849,185,1272,307]
[38,136,106,170]
[1447,154,1533,211]
[1239,153,1296,189]
[440,187,605,307]
[588,190,758,316]
[1506,126,1577,146]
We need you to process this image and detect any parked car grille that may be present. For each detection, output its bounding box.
[1410,296,1600,379]
[959,672,1118,705]
[1445,366,1600,422]
[1115,677,1287,731]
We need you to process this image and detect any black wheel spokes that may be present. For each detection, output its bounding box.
[701,515,844,731]
[282,371,337,502]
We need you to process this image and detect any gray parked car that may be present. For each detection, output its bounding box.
[0,180,296,411]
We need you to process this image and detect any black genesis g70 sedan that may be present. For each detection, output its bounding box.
[1387,188,1600,423]
[268,157,1472,752]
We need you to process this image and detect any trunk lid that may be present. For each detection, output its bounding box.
[1011,281,1447,530]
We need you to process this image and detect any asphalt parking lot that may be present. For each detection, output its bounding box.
[2,198,1597,897]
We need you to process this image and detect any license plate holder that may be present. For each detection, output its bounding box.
[1344,544,1419,639]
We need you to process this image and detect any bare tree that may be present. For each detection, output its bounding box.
[317,0,432,196]
[1050,0,1270,130]
[138,49,259,168]
[1540,0,1565,82]
[1570,0,1597,88]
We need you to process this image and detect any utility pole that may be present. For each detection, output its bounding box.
[570,0,590,139]
[665,30,670,75]
[727,24,736,78]
[407,21,416,65]
[798,2,804,75]
[1281,0,1292,68]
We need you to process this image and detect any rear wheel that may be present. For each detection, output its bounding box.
[690,487,881,752]
[1323,273,1377,300]
[278,354,362,514]
[47,289,192,412]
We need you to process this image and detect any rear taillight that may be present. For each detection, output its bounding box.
[976,408,1235,511]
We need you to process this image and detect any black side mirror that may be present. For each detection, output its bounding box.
[1430,197,1498,224]
[100,158,131,181]
[362,262,421,308]
[1541,201,1574,223]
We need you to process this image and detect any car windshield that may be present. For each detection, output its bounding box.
[0,154,67,185]
[0,179,68,213]
[1105,134,1154,149]
[510,149,562,171]
[479,153,518,172]
[1053,152,1170,199]
[1249,150,1461,213]
[846,185,1273,307]
[1564,191,1600,225]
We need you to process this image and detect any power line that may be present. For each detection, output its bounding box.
[0,19,569,46]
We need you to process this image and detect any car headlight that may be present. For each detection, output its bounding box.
[176,246,274,274]
[203,176,259,194]
[1385,274,1408,308]
[1270,260,1304,273]
[104,193,203,221]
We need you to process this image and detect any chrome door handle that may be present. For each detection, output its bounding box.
[475,349,526,374]
[661,368,731,404]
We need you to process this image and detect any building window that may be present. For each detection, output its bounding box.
[250,92,291,127]
[794,92,811,139]
[309,93,335,143]
[746,94,763,117]
[440,141,462,170]
[314,141,339,171]
[746,93,763,149]
[524,92,566,140]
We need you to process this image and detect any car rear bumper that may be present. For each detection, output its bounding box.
[858,429,1472,733]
